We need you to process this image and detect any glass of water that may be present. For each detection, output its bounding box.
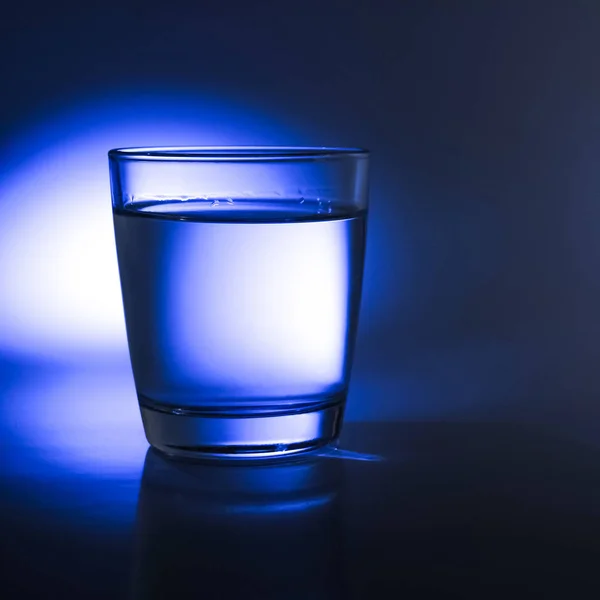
[109,147,369,459]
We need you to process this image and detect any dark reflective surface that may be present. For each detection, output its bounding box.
[132,451,345,600]
[2,369,600,598]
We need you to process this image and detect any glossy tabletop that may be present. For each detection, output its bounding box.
[1,366,600,599]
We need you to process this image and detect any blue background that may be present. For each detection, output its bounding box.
[1,0,600,471]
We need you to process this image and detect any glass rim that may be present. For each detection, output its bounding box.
[108,146,369,162]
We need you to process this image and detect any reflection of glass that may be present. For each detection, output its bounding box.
[109,147,369,459]
[130,449,345,600]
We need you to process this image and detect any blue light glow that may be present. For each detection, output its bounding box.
[1,369,146,477]
[0,91,297,363]
[0,367,145,526]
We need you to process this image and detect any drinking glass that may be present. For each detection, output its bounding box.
[109,146,369,459]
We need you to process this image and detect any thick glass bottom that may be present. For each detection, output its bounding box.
[139,397,345,460]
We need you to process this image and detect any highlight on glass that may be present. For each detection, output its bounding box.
[109,146,369,459]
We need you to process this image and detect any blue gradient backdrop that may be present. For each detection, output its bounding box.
[2,0,600,478]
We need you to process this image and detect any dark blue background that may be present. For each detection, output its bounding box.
[1,0,600,430]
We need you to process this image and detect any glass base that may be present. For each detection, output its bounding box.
[139,399,345,460]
